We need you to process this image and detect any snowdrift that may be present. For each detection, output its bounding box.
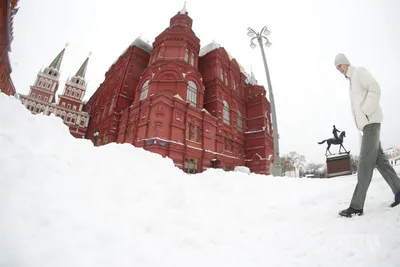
[1,93,399,267]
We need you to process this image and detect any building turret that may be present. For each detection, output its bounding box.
[57,52,91,111]
[136,3,204,109]
[25,45,67,105]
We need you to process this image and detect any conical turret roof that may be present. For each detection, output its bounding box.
[48,48,66,71]
[75,55,90,78]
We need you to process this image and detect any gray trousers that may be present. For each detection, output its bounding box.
[350,123,400,210]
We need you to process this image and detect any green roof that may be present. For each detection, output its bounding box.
[75,57,89,78]
[49,48,65,70]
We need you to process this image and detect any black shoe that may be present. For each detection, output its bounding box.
[390,192,400,208]
[339,207,363,217]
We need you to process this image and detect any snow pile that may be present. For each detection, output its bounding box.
[1,92,400,267]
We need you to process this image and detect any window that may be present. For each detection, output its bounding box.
[184,49,189,63]
[140,80,149,100]
[223,137,233,151]
[194,127,198,142]
[224,72,228,86]
[44,97,48,102]
[186,81,197,107]
[220,67,224,81]
[109,96,115,115]
[266,117,271,134]
[190,53,195,66]
[184,158,198,174]
[237,110,243,132]
[186,122,191,140]
[31,93,35,97]
[102,107,107,118]
[223,100,230,125]
[233,80,236,90]
[73,105,77,111]
[67,104,71,109]
[80,118,85,126]
[61,102,65,107]
[38,95,41,100]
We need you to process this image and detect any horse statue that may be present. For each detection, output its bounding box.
[318,131,349,156]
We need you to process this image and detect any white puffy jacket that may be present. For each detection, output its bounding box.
[346,65,383,131]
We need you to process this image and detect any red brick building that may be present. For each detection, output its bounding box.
[84,5,274,174]
[19,47,91,138]
[0,0,19,96]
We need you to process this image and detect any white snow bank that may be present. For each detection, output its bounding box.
[1,92,400,267]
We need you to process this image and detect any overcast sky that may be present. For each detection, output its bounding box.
[10,0,400,164]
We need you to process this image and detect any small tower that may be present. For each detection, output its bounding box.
[57,52,90,111]
[27,45,66,104]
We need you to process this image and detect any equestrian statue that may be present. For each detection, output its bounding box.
[318,125,349,155]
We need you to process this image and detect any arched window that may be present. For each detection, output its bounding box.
[186,81,197,107]
[237,110,243,132]
[71,114,77,124]
[184,49,189,63]
[140,80,149,100]
[190,53,195,66]
[223,100,230,125]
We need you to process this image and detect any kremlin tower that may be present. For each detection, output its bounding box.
[19,45,91,138]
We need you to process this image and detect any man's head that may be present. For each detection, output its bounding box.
[334,53,350,75]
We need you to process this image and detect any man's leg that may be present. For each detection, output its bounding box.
[376,143,400,206]
[350,124,381,210]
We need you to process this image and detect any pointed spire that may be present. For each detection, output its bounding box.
[48,45,67,71]
[179,1,187,14]
[250,71,258,85]
[75,51,91,78]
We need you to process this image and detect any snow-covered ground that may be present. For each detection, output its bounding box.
[1,92,399,267]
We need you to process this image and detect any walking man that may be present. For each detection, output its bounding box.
[332,125,340,140]
[334,53,400,217]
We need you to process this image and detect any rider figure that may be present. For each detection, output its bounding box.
[332,125,340,141]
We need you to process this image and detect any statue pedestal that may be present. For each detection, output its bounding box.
[326,153,352,178]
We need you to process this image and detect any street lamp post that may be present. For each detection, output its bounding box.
[247,26,282,176]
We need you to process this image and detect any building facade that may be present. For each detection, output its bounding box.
[0,0,19,96]
[384,147,400,166]
[84,5,274,174]
[19,47,90,138]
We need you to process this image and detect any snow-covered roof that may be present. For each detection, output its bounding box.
[107,36,153,72]
[199,41,257,85]
[173,94,183,101]
[199,41,221,57]
[131,37,153,53]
